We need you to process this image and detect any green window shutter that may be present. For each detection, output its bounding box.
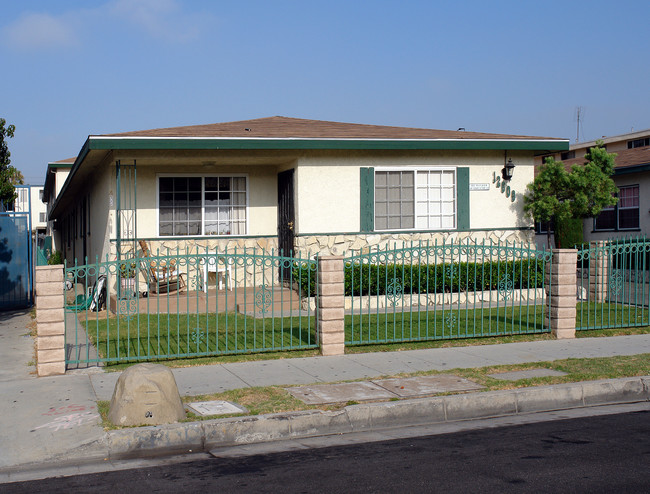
[360,167,374,232]
[457,167,470,230]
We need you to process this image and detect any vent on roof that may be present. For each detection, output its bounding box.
[244,128,251,132]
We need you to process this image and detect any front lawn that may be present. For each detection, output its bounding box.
[79,302,650,365]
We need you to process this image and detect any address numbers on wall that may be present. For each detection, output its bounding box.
[492,172,516,202]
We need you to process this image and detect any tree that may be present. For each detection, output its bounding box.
[524,142,618,248]
[0,118,23,210]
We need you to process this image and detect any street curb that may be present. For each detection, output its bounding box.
[99,375,650,460]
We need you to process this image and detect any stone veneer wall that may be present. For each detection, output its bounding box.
[112,229,533,259]
[295,229,535,257]
[112,237,279,258]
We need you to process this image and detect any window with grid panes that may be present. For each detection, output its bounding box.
[618,185,639,229]
[594,185,639,231]
[375,169,456,231]
[158,176,247,236]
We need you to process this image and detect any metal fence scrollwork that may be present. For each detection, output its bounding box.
[343,238,551,346]
[63,248,318,366]
[576,237,650,331]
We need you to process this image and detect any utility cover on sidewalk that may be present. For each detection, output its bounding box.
[373,375,484,397]
[488,369,568,381]
[287,375,484,404]
[287,382,396,404]
[186,400,248,416]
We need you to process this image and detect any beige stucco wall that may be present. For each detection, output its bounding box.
[47,169,71,252]
[59,155,113,266]
[90,154,115,263]
[468,152,531,230]
[296,150,533,233]
[295,162,359,233]
[30,187,47,230]
[55,170,70,196]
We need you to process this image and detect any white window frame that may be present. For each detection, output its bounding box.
[156,173,249,237]
[374,167,457,232]
[594,184,640,232]
[617,184,640,231]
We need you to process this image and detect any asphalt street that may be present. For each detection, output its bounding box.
[5,410,649,493]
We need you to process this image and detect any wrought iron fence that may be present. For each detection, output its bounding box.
[64,247,318,366]
[576,237,650,330]
[340,239,552,345]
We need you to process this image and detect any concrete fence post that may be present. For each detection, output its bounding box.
[548,249,577,339]
[35,265,66,376]
[589,240,609,303]
[317,256,345,356]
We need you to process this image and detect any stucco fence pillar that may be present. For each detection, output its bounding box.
[35,265,66,376]
[316,256,345,356]
[546,249,577,339]
[589,240,609,303]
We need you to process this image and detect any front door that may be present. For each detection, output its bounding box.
[277,169,295,282]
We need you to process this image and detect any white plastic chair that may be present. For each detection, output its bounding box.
[204,257,232,292]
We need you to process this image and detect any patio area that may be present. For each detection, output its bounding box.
[105,285,303,316]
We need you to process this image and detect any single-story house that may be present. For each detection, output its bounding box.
[46,117,568,278]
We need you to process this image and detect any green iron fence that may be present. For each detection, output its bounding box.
[64,248,318,366]
[576,237,650,330]
[339,239,552,345]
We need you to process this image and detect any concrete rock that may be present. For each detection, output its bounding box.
[108,363,185,426]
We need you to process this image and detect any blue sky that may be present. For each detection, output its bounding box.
[2,0,649,185]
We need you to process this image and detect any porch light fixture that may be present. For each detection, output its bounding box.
[502,158,515,182]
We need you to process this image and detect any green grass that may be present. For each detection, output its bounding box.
[82,312,318,364]
[454,354,650,390]
[81,301,650,367]
[346,304,549,345]
[84,304,549,365]
[576,302,650,330]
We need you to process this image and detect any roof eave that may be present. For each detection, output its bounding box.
[614,162,650,175]
[49,139,91,218]
[88,136,570,152]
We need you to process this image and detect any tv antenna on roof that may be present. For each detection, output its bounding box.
[574,106,584,143]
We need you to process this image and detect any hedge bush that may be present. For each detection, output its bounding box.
[293,259,546,297]
[555,216,583,249]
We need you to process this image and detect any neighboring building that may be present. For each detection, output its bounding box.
[534,129,650,247]
[42,158,75,254]
[6,184,47,235]
[45,116,568,272]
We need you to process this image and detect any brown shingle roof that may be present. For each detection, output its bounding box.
[51,157,76,164]
[562,146,650,171]
[99,116,562,141]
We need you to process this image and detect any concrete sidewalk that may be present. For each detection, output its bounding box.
[87,332,650,401]
[2,308,650,476]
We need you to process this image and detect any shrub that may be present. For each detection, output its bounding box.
[118,260,137,278]
[555,216,583,249]
[47,250,63,265]
[293,259,546,297]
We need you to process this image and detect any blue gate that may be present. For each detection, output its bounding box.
[0,212,33,309]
